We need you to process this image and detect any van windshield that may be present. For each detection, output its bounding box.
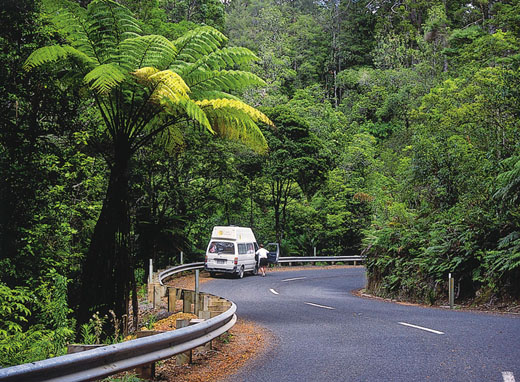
[208,241,235,254]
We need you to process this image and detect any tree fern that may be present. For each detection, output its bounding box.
[24,0,272,324]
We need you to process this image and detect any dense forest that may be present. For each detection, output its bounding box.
[1,0,519,366]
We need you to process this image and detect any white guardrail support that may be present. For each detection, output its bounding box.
[0,255,364,382]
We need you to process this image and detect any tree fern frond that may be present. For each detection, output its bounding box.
[196,47,260,71]
[87,0,141,63]
[148,70,190,104]
[132,66,159,83]
[174,47,260,79]
[189,90,241,102]
[24,45,96,71]
[133,68,191,108]
[84,63,127,93]
[42,2,99,62]
[159,97,213,133]
[197,98,274,127]
[206,108,268,153]
[196,98,272,153]
[119,35,177,71]
[172,26,227,64]
[187,70,266,93]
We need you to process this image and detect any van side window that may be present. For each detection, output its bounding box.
[238,243,247,255]
[247,243,255,254]
[208,241,235,254]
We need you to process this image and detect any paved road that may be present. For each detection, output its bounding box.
[201,267,520,382]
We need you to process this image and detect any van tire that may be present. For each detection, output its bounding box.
[237,266,244,279]
[252,266,258,276]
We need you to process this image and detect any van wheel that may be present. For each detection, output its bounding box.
[252,266,258,276]
[237,266,244,279]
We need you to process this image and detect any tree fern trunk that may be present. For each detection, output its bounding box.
[78,143,132,327]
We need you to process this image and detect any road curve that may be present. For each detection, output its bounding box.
[201,267,520,382]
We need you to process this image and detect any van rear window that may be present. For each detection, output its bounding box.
[208,241,235,254]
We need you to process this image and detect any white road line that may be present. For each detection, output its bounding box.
[502,371,515,382]
[304,302,335,310]
[282,277,307,282]
[398,322,445,335]
[269,288,279,295]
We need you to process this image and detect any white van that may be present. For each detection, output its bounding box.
[204,226,259,278]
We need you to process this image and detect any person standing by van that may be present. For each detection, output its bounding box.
[256,244,269,276]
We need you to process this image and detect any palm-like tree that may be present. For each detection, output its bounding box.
[25,0,272,324]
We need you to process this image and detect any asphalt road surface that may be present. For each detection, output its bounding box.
[201,267,520,382]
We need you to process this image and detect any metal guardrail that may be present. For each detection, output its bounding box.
[0,303,236,382]
[158,256,365,285]
[278,255,365,263]
[0,262,235,382]
[159,262,204,285]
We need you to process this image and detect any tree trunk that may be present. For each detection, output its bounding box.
[78,143,132,327]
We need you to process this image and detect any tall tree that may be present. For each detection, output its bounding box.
[25,0,272,324]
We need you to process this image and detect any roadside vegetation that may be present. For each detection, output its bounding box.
[1,0,519,366]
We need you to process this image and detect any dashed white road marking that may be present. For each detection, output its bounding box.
[502,371,515,382]
[304,302,335,310]
[282,276,307,282]
[269,288,279,295]
[398,322,444,335]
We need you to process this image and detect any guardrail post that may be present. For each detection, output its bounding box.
[176,319,192,365]
[148,259,153,284]
[136,330,163,378]
[195,270,200,316]
[168,287,177,312]
[147,283,154,304]
[154,284,163,309]
[198,295,211,319]
[183,291,194,313]
[449,273,455,309]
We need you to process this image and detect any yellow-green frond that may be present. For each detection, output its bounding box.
[132,67,159,83]
[148,70,190,104]
[24,45,96,71]
[197,99,274,127]
[84,63,127,93]
[197,99,271,153]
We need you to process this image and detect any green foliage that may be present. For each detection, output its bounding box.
[0,270,75,367]
[0,284,31,337]
[80,311,106,344]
